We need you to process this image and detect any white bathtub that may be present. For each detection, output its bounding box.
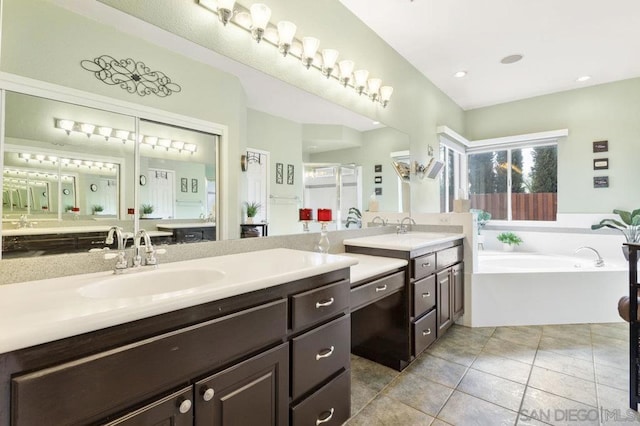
[470,252,627,327]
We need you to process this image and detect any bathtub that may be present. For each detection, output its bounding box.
[470,251,627,327]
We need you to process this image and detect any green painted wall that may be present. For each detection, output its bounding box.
[465,78,640,213]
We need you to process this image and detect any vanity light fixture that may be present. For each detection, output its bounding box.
[367,78,382,101]
[35,154,46,162]
[249,3,271,42]
[321,49,339,78]
[576,75,591,82]
[56,119,75,135]
[144,136,158,146]
[98,126,113,140]
[157,138,172,150]
[171,140,185,151]
[198,0,393,107]
[80,123,95,137]
[277,21,296,56]
[114,129,130,143]
[301,36,319,69]
[353,69,369,95]
[184,143,198,153]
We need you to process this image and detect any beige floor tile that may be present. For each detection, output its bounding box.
[437,390,518,426]
[345,395,435,426]
[482,335,538,364]
[457,368,526,411]
[471,352,533,384]
[407,353,468,388]
[527,366,597,407]
[533,349,595,381]
[521,387,599,426]
[383,371,454,417]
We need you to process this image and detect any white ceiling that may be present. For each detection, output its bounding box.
[340,0,640,110]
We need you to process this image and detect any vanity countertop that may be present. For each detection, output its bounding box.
[0,248,357,354]
[156,222,216,229]
[344,253,408,284]
[343,232,464,251]
[3,225,119,236]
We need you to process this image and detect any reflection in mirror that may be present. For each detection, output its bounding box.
[1,91,134,258]
[138,119,219,243]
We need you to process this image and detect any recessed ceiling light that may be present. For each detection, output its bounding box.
[500,54,523,64]
[576,75,591,82]
[453,70,467,78]
[372,121,380,125]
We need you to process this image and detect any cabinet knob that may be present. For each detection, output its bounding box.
[316,408,335,425]
[316,345,335,360]
[422,328,432,336]
[177,397,192,414]
[375,285,387,292]
[422,292,431,298]
[315,297,335,308]
[422,262,431,268]
[202,387,215,402]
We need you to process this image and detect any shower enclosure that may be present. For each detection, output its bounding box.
[302,163,362,231]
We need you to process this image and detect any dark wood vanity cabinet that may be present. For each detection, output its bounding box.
[1,268,351,426]
[346,238,464,368]
[157,225,216,243]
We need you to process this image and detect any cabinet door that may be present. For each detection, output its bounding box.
[436,269,453,333]
[103,387,193,426]
[195,343,289,426]
[452,263,464,321]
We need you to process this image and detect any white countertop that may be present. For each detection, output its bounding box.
[343,232,464,251]
[3,225,116,236]
[156,223,216,229]
[0,248,357,354]
[343,253,408,283]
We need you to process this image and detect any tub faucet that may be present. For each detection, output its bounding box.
[371,216,387,226]
[398,217,416,234]
[133,229,157,267]
[575,246,605,267]
[16,215,31,229]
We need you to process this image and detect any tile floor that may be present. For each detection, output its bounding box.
[347,322,638,426]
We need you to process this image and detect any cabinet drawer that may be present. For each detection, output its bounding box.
[103,386,193,426]
[291,315,350,400]
[437,245,463,270]
[11,300,287,426]
[351,271,404,312]
[291,369,350,426]
[413,253,436,280]
[291,280,349,331]
[413,275,436,317]
[413,309,437,355]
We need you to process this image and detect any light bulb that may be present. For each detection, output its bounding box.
[321,49,339,78]
[380,86,394,107]
[353,70,369,95]
[367,78,382,101]
[277,21,296,56]
[301,37,319,69]
[57,119,75,135]
[339,60,354,87]
[80,123,95,137]
[217,0,235,25]
[250,3,271,42]
[98,126,112,140]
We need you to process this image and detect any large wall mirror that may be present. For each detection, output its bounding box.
[1,90,220,258]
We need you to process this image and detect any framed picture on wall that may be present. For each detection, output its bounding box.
[276,163,283,184]
[593,176,609,188]
[374,176,382,184]
[374,164,382,172]
[593,140,608,153]
[593,158,609,170]
[191,178,198,193]
[181,178,188,192]
[375,187,382,195]
[287,164,294,185]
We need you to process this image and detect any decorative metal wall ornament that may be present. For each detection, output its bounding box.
[80,55,182,98]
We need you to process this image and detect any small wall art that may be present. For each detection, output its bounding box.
[287,164,294,185]
[592,140,608,153]
[374,164,382,173]
[374,176,382,184]
[181,178,188,192]
[276,163,283,184]
[191,178,198,193]
[593,176,609,188]
[593,158,609,170]
[375,187,382,196]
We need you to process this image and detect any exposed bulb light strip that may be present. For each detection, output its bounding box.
[197,0,393,107]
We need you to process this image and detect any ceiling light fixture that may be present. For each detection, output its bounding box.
[80,123,95,137]
[453,70,467,78]
[576,75,591,82]
[198,0,393,107]
[500,54,523,64]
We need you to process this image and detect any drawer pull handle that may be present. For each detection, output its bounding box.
[422,329,432,336]
[177,398,192,414]
[375,285,387,292]
[316,408,335,425]
[422,292,431,298]
[316,297,335,308]
[316,346,335,360]
[202,387,215,402]
[422,262,431,268]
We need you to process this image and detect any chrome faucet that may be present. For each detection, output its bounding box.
[397,217,416,234]
[105,226,128,273]
[371,216,388,226]
[575,246,605,267]
[133,229,157,267]
[16,215,31,229]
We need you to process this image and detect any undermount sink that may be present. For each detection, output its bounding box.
[78,268,226,299]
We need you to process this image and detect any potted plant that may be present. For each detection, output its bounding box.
[141,204,154,219]
[92,205,104,215]
[345,207,362,228]
[245,201,261,224]
[497,232,522,252]
[591,209,640,259]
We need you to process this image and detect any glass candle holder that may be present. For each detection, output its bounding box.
[299,208,313,221]
[316,222,330,253]
[317,208,332,222]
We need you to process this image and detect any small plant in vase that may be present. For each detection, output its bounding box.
[497,232,522,252]
[591,209,640,260]
[92,205,104,215]
[141,204,154,218]
[245,201,261,224]
[345,207,362,228]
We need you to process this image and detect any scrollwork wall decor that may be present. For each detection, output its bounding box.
[80,55,182,98]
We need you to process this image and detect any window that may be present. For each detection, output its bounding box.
[468,143,557,221]
[440,145,466,213]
